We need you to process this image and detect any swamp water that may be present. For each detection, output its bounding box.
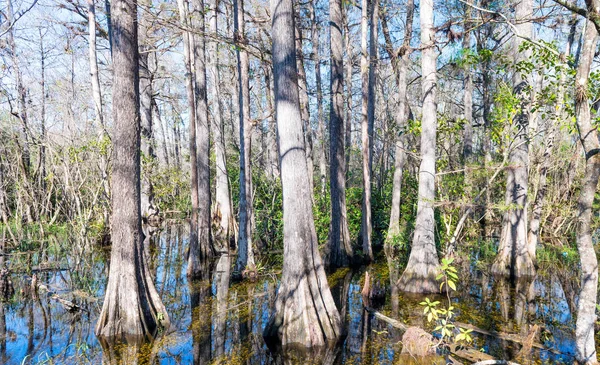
[0,225,583,364]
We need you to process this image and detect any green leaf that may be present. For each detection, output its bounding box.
[448,280,457,291]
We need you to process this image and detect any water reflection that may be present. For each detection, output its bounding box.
[0,226,582,364]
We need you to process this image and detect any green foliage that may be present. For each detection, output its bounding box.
[420,258,473,346]
[153,166,190,215]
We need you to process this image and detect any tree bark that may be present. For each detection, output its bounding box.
[311,0,327,193]
[573,14,600,365]
[209,0,235,245]
[295,15,315,194]
[190,0,215,276]
[139,0,158,223]
[491,0,535,278]
[360,0,377,262]
[328,0,353,268]
[234,0,256,275]
[343,8,353,184]
[462,5,473,160]
[95,0,169,341]
[88,0,104,129]
[397,0,440,293]
[176,0,202,275]
[381,0,413,250]
[264,0,342,346]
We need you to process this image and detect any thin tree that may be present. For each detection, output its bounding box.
[491,0,535,278]
[572,11,600,363]
[139,0,158,222]
[328,0,353,268]
[397,0,440,293]
[381,0,413,249]
[234,0,256,276]
[95,0,169,340]
[360,0,377,262]
[209,0,235,245]
[264,0,342,345]
[176,0,201,276]
[310,0,327,193]
[189,0,215,276]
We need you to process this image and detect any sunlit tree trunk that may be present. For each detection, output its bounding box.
[139,0,158,223]
[573,16,600,365]
[492,0,535,278]
[381,0,413,250]
[343,8,353,184]
[209,0,235,245]
[234,0,256,275]
[328,0,353,268]
[311,0,327,193]
[295,15,315,194]
[95,0,169,340]
[88,0,104,129]
[264,0,342,345]
[360,0,377,262]
[176,0,201,274]
[397,0,440,293]
[462,5,473,160]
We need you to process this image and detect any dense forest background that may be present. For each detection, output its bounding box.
[2,0,600,362]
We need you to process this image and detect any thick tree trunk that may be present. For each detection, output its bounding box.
[95,0,169,340]
[234,0,256,275]
[573,16,600,365]
[328,0,353,268]
[209,0,234,245]
[264,0,342,346]
[139,0,158,223]
[311,0,327,193]
[190,0,215,276]
[492,0,535,278]
[397,0,440,293]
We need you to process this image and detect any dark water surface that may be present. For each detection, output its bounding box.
[0,225,582,364]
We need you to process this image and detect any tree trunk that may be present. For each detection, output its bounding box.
[491,0,535,278]
[397,0,440,293]
[344,7,353,184]
[95,0,169,340]
[88,0,104,129]
[360,0,377,262]
[209,0,234,245]
[311,0,327,193]
[139,0,158,223]
[264,0,342,346]
[573,16,600,365]
[190,0,215,276]
[234,0,256,275]
[295,15,315,194]
[462,5,473,160]
[328,0,353,268]
[381,0,413,247]
[7,0,31,175]
[176,0,202,276]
